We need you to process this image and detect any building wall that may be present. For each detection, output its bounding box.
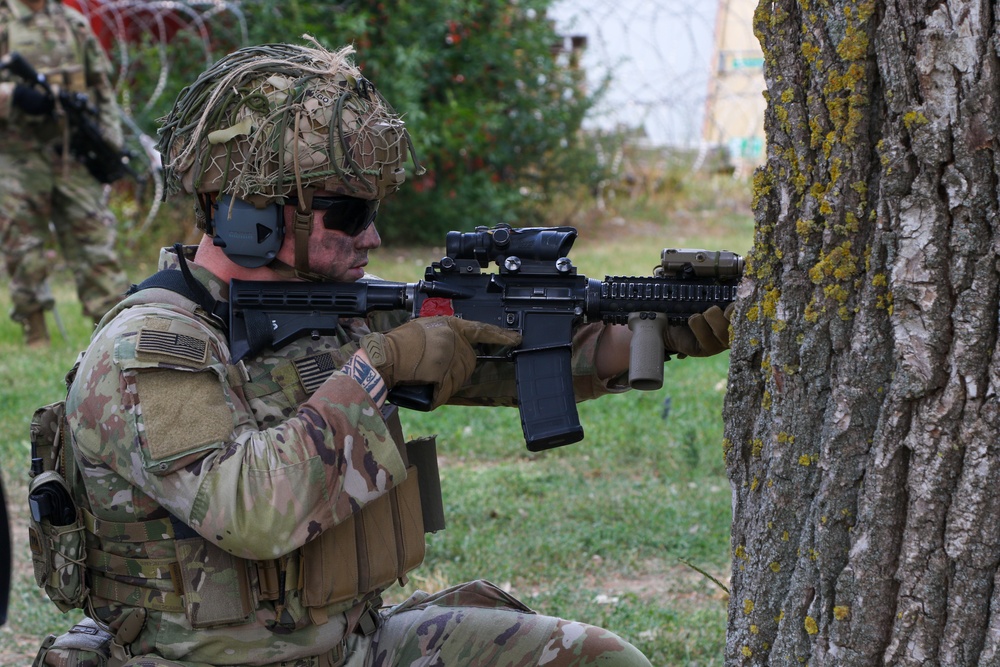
[702,0,766,174]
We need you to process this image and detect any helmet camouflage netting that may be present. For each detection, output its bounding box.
[156,40,419,207]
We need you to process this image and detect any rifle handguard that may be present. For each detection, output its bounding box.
[627,312,667,391]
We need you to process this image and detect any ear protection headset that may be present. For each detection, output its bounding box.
[210,195,285,268]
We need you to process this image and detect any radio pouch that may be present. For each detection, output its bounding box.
[28,400,88,612]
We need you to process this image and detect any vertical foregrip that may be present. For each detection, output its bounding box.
[627,312,667,390]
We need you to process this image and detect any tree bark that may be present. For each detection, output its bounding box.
[724,1,1000,664]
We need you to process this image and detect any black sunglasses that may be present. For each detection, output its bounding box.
[286,196,379,236]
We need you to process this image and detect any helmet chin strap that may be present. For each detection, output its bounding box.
[287,187,329,282]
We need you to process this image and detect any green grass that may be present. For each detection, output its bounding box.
[0,174,753,666]
[388,354,733,665]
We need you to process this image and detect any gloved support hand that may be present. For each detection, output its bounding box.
[361,316,522,408]
[662,303,735,358]
[12,84,54,116]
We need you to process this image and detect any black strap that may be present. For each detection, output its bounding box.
[127,245,229,334]
[0,471,9,627]
[167,513,199,540]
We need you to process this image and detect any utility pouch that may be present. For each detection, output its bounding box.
[32,617,115,667]
[174,536,256,628]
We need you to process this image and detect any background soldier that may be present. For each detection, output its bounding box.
[32,41,730,666]
[0,0,128,347]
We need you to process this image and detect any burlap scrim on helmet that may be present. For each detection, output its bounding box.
[156,39,420,204]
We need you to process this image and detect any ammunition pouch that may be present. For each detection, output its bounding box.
[45,65,87,95]
[299,463,426,621]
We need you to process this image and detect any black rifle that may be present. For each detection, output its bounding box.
[229,224,744,451]
[0,52,133,184]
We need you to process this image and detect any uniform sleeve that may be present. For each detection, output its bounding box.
[66,305,407,561]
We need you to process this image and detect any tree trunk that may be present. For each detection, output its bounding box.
[724,1,1000,665]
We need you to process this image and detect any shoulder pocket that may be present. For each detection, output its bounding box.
[114,315,234,475]
[125,366,235,475]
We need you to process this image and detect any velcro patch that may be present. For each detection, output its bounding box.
[136,369,232,470]
[137,328,209,366]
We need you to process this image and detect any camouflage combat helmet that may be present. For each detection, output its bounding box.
[156,39,419,276]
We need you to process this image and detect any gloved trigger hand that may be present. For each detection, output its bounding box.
[361,316,521,408]
[12,83,54,116]
[662,303,734,358]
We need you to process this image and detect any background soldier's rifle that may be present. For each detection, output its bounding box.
[0,52,133,184]
[228,224,744,451]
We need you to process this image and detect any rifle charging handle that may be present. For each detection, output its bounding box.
[627,311,667,391]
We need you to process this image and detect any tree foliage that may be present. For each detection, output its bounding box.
[240,0,605,243]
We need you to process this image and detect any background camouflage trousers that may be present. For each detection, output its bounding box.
[0,142,127,323]
[110,581,652,667]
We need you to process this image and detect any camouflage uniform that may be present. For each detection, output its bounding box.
[57,245,649,667]
[0,0,128,330]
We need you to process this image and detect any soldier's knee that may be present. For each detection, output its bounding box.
[540,620,652,666]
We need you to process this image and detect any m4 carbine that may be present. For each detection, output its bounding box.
[229,224,744,451]
[0,52,132,184]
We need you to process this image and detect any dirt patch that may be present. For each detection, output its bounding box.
[584,559,731,603]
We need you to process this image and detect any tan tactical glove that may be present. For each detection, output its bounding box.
[361,316,522,408]
[662,303,735,358]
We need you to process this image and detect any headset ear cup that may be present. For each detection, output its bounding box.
[212,195,285,268]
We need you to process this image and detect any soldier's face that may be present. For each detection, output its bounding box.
[279,202,382,283]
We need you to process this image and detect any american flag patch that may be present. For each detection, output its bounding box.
[293,353,338,394]
[136,329,209,365]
